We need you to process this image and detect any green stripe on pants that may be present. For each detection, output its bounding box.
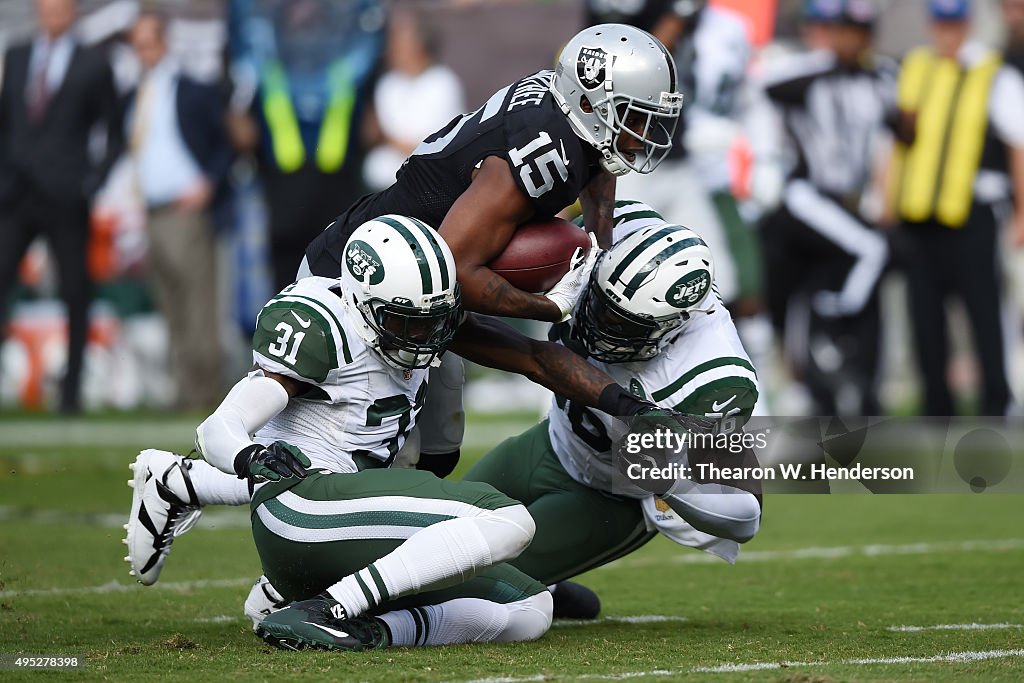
[262,498,453,530]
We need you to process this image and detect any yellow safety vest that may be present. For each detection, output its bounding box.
[894,46,1001,228]
[260,59,356,174]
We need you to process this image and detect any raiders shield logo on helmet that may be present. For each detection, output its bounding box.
[577,46,608,90]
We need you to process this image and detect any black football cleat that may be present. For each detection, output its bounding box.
[551,580,601,620]
[256,592,390,651]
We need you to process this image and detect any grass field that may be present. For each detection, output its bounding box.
[1,412,1022,681]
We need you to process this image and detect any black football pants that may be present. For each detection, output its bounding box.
[899,204,1010,416]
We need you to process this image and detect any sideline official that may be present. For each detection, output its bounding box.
[892,0,1024,416]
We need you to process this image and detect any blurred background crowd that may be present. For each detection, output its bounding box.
[1,0,1023,417]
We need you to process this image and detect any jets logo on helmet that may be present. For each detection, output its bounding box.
[577,46,608,90]
[667,269,711,308]
[575,222,715,363]
[346,241,385,286]
[551,23,683,176]
[341,215,462,370]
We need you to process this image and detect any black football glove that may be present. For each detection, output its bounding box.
[632,403,717,434]
[233,440,311,482]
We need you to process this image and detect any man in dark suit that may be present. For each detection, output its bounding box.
[0,0,122,413]
[126,11,233,411]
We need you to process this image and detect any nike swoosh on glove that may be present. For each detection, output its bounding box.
[632,405,718,435]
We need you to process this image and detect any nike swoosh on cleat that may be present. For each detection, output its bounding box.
[290,311,312,328]
[302,621,351,639]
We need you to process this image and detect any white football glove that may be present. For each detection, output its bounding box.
[544,232,601,322]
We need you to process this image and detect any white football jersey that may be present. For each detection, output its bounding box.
[551,201,758,497]
[251,277,428,473]
[683,7,752,190]
[685,7,751,120]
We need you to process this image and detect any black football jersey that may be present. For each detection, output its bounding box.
[305,70,599,278]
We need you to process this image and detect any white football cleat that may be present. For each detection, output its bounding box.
[244,575,290,631]
[124,449,202,585]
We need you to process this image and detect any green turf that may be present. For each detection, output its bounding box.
[0,415,1022,681]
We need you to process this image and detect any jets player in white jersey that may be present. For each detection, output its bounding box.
[464,201,763,617]
[124,215,670,651]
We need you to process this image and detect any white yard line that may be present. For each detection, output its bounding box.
[194,615,242,623]
[2,538,1022,599]
[601,538,1024,569]
[694,649,1024,673]
[0,505,250,530]
[0,419,537,450]
[553,616,687,628]
[457,649,1024,682]
[889,623,1023,632]
[0,420,201,448]
[0,577,254,599]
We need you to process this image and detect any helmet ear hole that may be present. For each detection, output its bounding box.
[580,96,594,113]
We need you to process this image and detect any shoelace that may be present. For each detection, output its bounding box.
[155,467,202,546]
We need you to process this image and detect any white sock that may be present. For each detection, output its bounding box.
[377,592,551,646]
[188,459,250,506]
[327,505,535,617]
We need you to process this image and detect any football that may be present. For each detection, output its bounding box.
[488,217,592,293]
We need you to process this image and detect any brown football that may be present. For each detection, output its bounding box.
[487,217,592,293]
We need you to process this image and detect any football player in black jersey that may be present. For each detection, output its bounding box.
[303,23,682,322]
[299,24,682,480]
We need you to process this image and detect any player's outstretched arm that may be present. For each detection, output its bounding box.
[451,313,649,414]
[440,157,567,322]
[194,370,309,480]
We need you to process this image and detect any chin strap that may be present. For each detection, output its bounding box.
[599,153,629,176]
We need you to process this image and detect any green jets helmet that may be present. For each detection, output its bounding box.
[341,215,462,370]
[576,223,715,363]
